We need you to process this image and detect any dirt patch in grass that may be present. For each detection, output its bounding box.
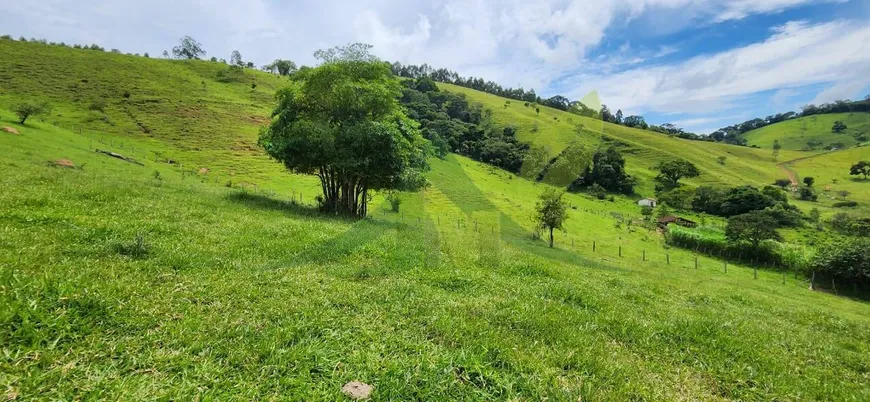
[52,159,76,168]
[2,126,20,135]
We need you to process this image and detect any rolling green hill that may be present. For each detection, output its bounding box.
[439,83,807,196]
[741,112,870,151]
[2,38,870,400]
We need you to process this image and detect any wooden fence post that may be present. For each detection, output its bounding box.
[694,257,698,270]
[754,266,758,279]
[724,261,727,273]
[619,246,622,257]
[666,254,670,264]
[642,250,646,261]
[810,271,815,290]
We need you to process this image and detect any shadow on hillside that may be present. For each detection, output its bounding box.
[227,191,322,217]
[848,177,869,183]
[430,155,621,273]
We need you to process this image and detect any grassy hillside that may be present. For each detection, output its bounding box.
[741,113,870,151]
[2,40,870,399]
[0,38,320,195]
[3,117,870,400]
[785,146,870,214]
[438,83,806,197]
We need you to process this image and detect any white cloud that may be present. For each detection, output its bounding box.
[713,0,847,22]
[559,19,870,117]
[810,78,870,104]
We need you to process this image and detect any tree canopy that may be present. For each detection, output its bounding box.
[567,147,635,194]
[726,211,782,248]
[535,189,568,248]
[258,45,430,217]
[264,59,298,76]
[14,102,51,124]
[850,161,870,179]
[655,160,699,190]
[172,36,206,59]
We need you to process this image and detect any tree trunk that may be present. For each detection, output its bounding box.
[549,227,554,248]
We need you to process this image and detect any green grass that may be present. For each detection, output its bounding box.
[439,83,806,197]
[0,38,320,197]
[2,40,870,400]
[785,146,870,215]
[741,113,870,151]
[3,116,870,401]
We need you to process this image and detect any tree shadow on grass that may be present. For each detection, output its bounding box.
[429,155,621,274]
[227,191,323,218]
[228,190,415,272]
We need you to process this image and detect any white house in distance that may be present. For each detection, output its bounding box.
[637,198,657,207]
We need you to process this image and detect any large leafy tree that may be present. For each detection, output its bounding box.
[850,161,870,179]
[726,210,782,248]
[655,160,700,190]
[258,45,430,217]
[535,189,568,248]
[172,36,206,59]
[568,147,635,194]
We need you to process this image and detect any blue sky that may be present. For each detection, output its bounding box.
[3,0,870,134]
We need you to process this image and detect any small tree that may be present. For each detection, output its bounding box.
[809,207,821,224]
[230,50,243,67]
[641,205,654,219]
[172,36,206,59]
[850,161,870,179]
[726,211,782,248]
[774,178,792,188]
[14,102,51,124]
[656,203,672,219]
[798,186,817,201]
[803,176,815,187]
[838,190,851,200]
[655,160,700,190]
[772,139,781,160]
[535,188,568,248]
[535,107,540,115]
[832,121,847,133]
[717,156,727,165]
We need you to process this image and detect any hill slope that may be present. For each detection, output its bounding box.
[438,83,806,196]
[0,38,319,194]
[2,39,870,400]
[3,116,870,400]
[741,112,870,151]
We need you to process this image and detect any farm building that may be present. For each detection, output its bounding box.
[657,215,697,228]
[637,198,657,207]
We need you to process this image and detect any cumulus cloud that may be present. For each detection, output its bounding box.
[560,20,870,116]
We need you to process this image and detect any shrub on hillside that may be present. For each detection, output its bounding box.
[812,238,869,289]
[798,186,817,201]
[665,225,809,269]
[830,213,870,236]
[833,201,858,208]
